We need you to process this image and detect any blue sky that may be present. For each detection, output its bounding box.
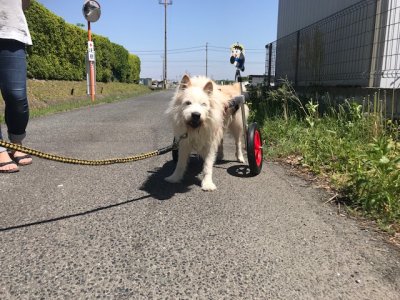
[37,0,279,81]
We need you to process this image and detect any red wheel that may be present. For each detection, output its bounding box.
[247,123,263,175]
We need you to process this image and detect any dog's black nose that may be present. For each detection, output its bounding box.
[191,112,201,121]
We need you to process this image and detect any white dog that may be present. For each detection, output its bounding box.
[165,75,248,191]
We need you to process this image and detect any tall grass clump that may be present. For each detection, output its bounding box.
[248,80,400,229]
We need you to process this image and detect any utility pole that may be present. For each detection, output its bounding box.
[265,44,269,76]
[206,42,208,77]
[266,43,273,87]
[161,55,164,86]
[159,0,172,89]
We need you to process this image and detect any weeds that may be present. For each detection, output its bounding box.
[248,81,400,228]
[345,137,400,224]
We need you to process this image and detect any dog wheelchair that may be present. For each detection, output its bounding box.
[171,43,263,176]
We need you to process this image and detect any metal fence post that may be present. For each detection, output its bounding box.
[295,30,300,87]
[267,43,273,87]
[369,0,383,88]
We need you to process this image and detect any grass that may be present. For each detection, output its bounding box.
[0,79,152,122]
[248,82,400,233]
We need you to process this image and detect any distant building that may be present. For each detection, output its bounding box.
[140,78,152,86]
[273,0,400,88]
[248,75,271,86]
[277,0,362,39]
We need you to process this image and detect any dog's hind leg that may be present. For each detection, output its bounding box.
[165,141,191,183]
[230,107,248,163]
[230,123,245,163]
[234,133,245,163]
[217,139,224,162]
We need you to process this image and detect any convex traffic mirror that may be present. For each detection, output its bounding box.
[83,0,101,22]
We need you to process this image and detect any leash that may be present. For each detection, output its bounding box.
[0,133,187,166]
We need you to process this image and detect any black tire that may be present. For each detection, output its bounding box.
[247,123,263,175]
[172,138,179,163]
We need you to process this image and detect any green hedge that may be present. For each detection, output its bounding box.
[25,1,140,83]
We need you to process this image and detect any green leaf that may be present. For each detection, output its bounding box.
[379,156,390,164]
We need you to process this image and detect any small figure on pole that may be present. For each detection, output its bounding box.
[230,42,245,73]
[228,42,264,175]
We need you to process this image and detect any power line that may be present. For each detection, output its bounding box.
[131,46,204,53]
[130,44,266,54]
[133,49,204,56]
[141,59,266,65]
[206,42,208,76]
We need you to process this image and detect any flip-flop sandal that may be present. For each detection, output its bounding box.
[11,154,32,166]
[0,161,19,173]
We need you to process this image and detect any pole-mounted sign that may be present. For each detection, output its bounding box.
[83,0,101,101]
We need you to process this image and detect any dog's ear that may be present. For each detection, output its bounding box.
[203,81,213,95]
[179,75,191,90]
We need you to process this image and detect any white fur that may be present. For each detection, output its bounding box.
[165,75,248,191]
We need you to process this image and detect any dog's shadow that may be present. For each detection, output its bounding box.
[140,155,204,200]
[226,164,254,178]
[215,159,255,178]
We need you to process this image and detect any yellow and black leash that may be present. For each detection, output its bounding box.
[0,134,187,166]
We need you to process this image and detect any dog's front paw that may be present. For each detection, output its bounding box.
[236,152,245,163]
[201,179,217,191]
[165,174,182,183]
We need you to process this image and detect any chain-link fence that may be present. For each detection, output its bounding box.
[266,0,400,88]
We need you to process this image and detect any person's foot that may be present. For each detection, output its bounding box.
[10,149,32,166]
[0,151,19,173]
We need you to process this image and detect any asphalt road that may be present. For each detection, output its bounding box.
[1,91,399,299]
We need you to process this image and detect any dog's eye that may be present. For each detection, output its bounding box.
[184,101,191,105]
[201,103,207,107]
